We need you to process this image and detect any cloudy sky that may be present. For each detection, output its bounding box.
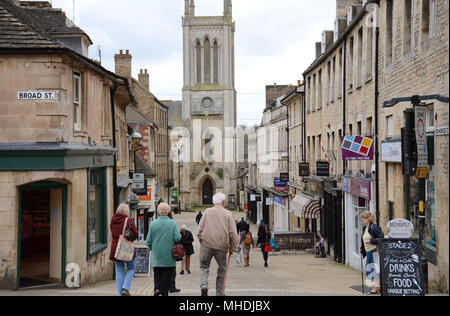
[41,0,336,126]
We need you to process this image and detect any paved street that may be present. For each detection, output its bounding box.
[0,210,370,296]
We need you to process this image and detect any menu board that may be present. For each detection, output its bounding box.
[135,246,151,276]
[379,239,424,296]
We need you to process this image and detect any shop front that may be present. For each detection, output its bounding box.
[342,176,374,270]
[322,179,344,263]
[273,193,289,232]
[0,143,116,290]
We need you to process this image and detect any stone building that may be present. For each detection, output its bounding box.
[0,0,135,290]
[301,0,448,292]
[114,51,170,203]
[176,0,238,210]
[255,85,294,231]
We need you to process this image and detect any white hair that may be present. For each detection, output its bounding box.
[157,202,171,216]
[181,225,187,230]
[213,192,226,205]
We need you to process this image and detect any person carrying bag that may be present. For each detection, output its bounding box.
[110,204,138,296]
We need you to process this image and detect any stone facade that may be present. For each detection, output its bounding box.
[301,0,448,292]
[178,0,238,210]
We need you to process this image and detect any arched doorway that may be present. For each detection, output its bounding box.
[202,179,214,205]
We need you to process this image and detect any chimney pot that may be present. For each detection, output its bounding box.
[120,49,123,54]
[126,49,129,54]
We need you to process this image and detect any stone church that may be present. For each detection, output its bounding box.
[168,0,238,210]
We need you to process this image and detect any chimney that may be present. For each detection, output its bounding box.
[114,49,132,79]
[336,0,347,19]
[321,30,334,54]
[138,69,150,91]
[315,42,322,60]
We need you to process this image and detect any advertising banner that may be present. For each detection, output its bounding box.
[341,135,374,160]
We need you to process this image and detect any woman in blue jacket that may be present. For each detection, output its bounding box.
[360,211,384,294]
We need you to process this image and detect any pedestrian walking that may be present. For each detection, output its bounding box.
[146,203,181,296]
[236,217,247,235]
[197,192,239,296]
[239,223,255,267]
[180,225,195,275]
[167,211,181,294]
[257,221,271,268]
[109,203,138,296]
[195,211,203,225]
[360,211,384,295]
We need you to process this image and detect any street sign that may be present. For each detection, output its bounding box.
[435,125,449,136]
[416,167,428,179]
[415,107,428,167]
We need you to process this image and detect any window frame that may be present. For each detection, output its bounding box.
[87,167,108,258]
[73,72,82,131]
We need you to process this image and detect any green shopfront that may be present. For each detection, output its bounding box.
[0,143,115,290]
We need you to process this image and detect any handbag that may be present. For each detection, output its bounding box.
[114,217,135,262]
[264,228,272,252]
[124,218,136,242]
[172,243,185,260]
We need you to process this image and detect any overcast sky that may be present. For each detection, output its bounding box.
[42,0,336,126]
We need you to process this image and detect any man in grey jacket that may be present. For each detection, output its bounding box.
[197,192,239,296]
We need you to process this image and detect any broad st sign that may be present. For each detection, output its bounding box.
[18,91,56,100]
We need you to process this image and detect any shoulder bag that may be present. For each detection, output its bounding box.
[114,217,135,262]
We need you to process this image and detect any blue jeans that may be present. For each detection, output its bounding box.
[114,258,136,296]
[365,249,379,285]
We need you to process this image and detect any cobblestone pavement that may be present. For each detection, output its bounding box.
[1,210,370,296]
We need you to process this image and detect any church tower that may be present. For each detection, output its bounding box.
[180,0,237,208]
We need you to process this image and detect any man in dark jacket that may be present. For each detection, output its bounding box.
[180,225,195,274]
[196,211,203,225]
[236,218,247,234]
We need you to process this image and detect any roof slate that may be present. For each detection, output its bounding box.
[0,0,63,49]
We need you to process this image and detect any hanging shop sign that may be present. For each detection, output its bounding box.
[381,138,402,163]
[266,198,273,206]
[299,163,310,176]
[274,178,288,192]
[280,172,289,182]
[341,136,374,160]
[316,161,330,177]
[379,239,424,296]
[273,194,286,207]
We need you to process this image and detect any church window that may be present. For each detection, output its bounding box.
[214,40,219,84]
[204,38,211,83]
[196,41,201,84]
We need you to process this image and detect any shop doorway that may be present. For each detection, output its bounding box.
[17,182,67,290]
[202,178,214,205]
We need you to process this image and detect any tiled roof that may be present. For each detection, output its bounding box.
[0,0,63,49]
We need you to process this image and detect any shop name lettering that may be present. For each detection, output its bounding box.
[278,237,313,245]
[18,91,56,100]
[179,300,271,313]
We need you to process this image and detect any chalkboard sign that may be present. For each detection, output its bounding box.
[379,239,424,296]
[135,246,151,275]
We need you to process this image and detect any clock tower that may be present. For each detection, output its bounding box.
[179,0,237,208]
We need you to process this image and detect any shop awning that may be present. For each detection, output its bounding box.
[290,193,321,219]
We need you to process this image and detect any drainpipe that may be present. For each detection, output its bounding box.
[374,23,380,225]
[111,83,119,211]
[342,37,347,265]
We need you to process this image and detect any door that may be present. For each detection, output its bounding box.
[202,179,213,205]
[17,182,67,290]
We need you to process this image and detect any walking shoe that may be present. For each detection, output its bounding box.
[170,288,181,293]
[180,270,184,275]
[121,289,131,296]
[187,271,191,274]
[201,288,208,296]
[264,263,268,267]
[154,290,161,296]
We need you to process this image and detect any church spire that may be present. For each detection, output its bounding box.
[185,0,190,15]
[224,0,232,16]
[189,0,195,16]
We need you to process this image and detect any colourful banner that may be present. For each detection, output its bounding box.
[341,135,374,161]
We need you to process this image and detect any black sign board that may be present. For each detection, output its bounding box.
[379,239,425,296]
[299,163,310,177]
[316,161,330,177]
[280,172,289,182]
[135,247,151,275]
[273,233,315,250]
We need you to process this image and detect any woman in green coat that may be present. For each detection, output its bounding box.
[146,203,181,296]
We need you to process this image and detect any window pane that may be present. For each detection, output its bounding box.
[89,169,105,250]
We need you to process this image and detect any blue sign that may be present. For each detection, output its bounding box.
[273,194,285,206]
[274,178,287,187]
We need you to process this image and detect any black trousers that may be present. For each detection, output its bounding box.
[153,267,175,296]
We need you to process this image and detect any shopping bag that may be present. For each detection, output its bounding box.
[235,252,243,265]
[114,218,135,262]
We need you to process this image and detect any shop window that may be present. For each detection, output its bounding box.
[88,168,107,255]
